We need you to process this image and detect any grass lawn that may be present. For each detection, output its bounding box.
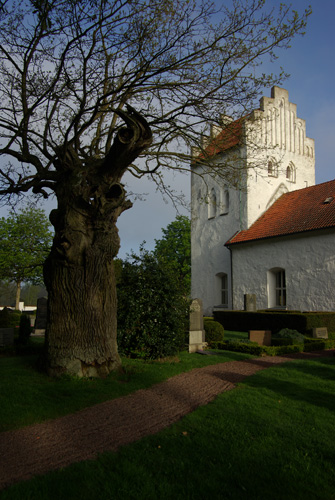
[1,342,335,499]
[225,330,249,340]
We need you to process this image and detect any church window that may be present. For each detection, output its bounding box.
[268,159,278,177]
[216,272,228,307]
[267,268,286,308]
[286,162,296,183]
[208,188,217,219]
[220,188,229,215]
[275,270,286,307]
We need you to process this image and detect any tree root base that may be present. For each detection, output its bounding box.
[45,356,122,378]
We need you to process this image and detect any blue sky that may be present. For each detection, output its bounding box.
[2,1,334,259]
[118,0,335,257]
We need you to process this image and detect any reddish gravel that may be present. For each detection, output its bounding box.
[0,350,333,490]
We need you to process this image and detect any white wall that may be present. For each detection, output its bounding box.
[191,159,243,314]
[230,229,335,311]
[191,86,316,315]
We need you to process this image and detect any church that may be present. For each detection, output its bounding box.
[191,86,335,315]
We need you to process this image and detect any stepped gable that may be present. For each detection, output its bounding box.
[226,179,335,245]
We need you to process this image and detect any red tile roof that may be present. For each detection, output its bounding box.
[226,179,335,246]
[193,118,243,164]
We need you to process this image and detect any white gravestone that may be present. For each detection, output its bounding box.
[189,298,207,353]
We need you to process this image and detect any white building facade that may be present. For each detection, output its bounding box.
[228,229,335,312]
[190,86,335,315]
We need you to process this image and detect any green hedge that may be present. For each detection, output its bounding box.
[213,310,335,339]
[304,340,335,351]
[212,339,335,356]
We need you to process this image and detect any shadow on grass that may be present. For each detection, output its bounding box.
[242,357,335,413]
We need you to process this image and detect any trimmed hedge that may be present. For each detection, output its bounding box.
[213,310,335,339]
[212,341,264,356]
[212,339,335,356]
[304,340,335,351]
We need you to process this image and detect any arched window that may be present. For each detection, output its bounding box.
[275,269,286,307]
[286,162,296,183]
[216,272,228,306]
[220,188,229,215]
[268,158,278,177]
[267,268,286,308]
[208,188,217,219]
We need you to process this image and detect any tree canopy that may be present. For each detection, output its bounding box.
[0,0,311,202]
[0,207,53,308]
[154,215,191,295]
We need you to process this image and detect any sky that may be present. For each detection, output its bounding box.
[2,0,335,259]
[117,0,335,258]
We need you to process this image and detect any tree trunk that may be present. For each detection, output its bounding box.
[15,281,21,311]
[43,201,124,377]
[42,106,152,377]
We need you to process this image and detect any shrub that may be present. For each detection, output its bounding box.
[204,319,224,346]
[271,338,294,346]
[117,249,189,359]
[0,308,21,328]
[273,328,305,344]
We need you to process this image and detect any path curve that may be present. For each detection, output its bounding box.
[0,350,333,490]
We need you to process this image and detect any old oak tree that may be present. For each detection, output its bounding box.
[0,0,310,376]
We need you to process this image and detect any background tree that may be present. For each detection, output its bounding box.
[0,0,311,376]
[154,215,191,295]
[0,281,47,307]
[0,281,16,307]
[0,208,53,309]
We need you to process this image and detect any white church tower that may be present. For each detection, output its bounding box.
[191,86,315,315]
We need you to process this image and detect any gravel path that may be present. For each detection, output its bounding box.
[0,349,333,490]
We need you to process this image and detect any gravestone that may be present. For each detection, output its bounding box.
[244,294,257,312]
[0,328,14,346]
[34,297,48,335]
[249,330,272,346]
[312,327,328,339]
[189,298,207,353]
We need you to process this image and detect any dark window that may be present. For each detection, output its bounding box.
[221,274,228,306]
[275,270,286,307]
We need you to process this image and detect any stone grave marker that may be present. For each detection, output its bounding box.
[249,330,272,346]
[244,294,257,312]
[312,327,328,339]
[189,298,207,353]
[34,297,48,334]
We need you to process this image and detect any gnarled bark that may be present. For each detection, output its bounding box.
[43,107,152,377]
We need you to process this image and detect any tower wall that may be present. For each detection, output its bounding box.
[191,87,315,315]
